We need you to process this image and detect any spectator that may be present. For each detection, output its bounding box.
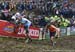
[38,15,47,27]
[1,1,9,10]
[16,2,25,12]
[1,8,11,21]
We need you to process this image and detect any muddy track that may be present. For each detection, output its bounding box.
[0,36,75,52]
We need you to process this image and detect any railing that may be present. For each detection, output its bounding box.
[39,26,75,40]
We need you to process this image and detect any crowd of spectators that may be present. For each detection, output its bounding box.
[0,0,75,28]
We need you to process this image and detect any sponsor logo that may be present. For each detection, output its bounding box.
[4,25,14,33]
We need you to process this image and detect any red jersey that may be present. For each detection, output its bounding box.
[48,25,56,32]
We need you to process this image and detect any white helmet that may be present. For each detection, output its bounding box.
[15,12,21,18]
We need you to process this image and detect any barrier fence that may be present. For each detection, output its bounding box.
[0,20,40,39]
[39,26,75,40]
[60,27,75,36]
[0,20,75,40]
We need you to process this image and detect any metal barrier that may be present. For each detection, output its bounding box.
[39,26,75,40]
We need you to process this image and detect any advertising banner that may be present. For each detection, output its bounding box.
[0,20,39,39]
[60,27,67,36]
[67,27,70,36]
[70,26,75,35]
